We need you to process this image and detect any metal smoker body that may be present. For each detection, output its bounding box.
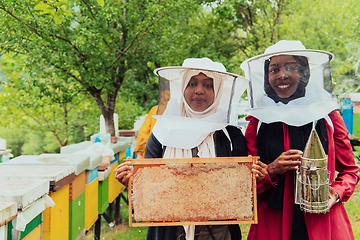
[295,128,329,213]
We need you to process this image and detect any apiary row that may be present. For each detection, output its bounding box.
[0,137,132,240]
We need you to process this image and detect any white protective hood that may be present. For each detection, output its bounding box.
[152,58,248,149]
[240,40,338,126]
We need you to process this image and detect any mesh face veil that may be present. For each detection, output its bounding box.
[152,58,248,149]
[240,40,338,127]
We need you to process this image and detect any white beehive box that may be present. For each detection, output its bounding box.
[0,202,17,239]
[60,138,132,155]
[3,154,89,176]
[0,164,75,192]
[0,202,17,225]
[0,179,49,210]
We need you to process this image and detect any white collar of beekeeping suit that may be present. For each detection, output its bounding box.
[151,58,248,149]
[240,40,338,127]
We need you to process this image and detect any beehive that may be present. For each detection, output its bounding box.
[0,164,75,192]
[0,164,75,239]
[129,156,258,227]
[3,154,89,176]
[22,224,41,240]
[0,202,17,240]
[20,213,42,239]
[43,185,70,240]
[108,161,126,204]
[69,171,85,201]
[98,178,109,214]
[69,191,85,240]
[85,178,99,231]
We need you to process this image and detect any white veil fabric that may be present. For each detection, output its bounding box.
[240,40,338,126]
[180,69,224,119]
[151,58,248,149]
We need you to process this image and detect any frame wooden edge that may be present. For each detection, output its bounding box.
[130,156,257,165]
[130,219,257,227]
[128,156,260,227]
[252,156,258,224]
[129,174,133,227]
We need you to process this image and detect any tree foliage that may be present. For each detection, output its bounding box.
[0,0,209,136]
[0,53,99,147]
[279,0,360,95]
[212,0,360,94]
[1,0,360,155]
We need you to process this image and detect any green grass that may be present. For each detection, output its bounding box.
[83,192,148,240]
[353,114,360,137]
[345,147,360,239]
[240,224,250,239]
[344,185,360,239]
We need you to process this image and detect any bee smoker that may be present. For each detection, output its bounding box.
[295,127,329,213]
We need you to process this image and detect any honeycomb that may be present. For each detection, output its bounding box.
[131,162,253,222]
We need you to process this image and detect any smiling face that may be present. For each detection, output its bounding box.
[184,72,215,112]
[268,55,301,99]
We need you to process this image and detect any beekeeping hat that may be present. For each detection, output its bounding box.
[151,58,248,149]
[240,40,338,126]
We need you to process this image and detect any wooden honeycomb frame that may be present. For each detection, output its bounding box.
[129,156,258,227]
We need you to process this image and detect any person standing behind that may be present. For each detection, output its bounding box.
[134,105,158,159]
[134,90,170,159]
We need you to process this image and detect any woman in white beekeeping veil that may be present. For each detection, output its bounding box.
[241,40,359,240]
[116,57,267,240]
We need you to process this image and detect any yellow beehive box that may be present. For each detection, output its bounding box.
[85,178,99,231]
[119,151,126,162]
[43,185,69,240]
[108,162,126,203]
[22,224,41,240]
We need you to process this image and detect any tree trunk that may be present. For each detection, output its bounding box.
[89,89,118,136]
[87,75,122,137]
[103,109,116,136]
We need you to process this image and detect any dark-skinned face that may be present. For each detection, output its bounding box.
[268,55,301,99]
[184,73,215,112]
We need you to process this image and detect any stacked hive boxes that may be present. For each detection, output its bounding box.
[0,136,132,240]
[0,178,50,240]
[97,165,111,216]
[35,154,89,240]
[60,138,131,218]
[60,142,111,218]
[61,150,102,231]
[0,202,17,240]
[108,141,127,205]
[0,164,75,239]
[341,93,360,137]
[1,154,89,240]
[82,154,101,231]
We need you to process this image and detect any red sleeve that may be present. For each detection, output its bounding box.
[245,115,278,194]
[328,110,359,202]
[245,115,259,156]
